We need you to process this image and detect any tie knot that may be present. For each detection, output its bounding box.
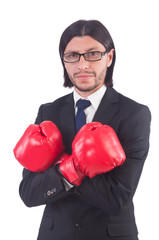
[76,99,91,110]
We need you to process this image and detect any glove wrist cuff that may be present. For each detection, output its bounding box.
[59,156,80,185]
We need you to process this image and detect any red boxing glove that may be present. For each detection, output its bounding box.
[72,122,126,178]
[13,121,65,172]
[59,122,126,186]
[59,153,85,186]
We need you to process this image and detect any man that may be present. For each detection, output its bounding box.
[18,20,151,240]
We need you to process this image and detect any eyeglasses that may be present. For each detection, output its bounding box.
[63,50,108,63]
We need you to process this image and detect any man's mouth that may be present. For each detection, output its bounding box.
[74,71,95,77]
[74,72,95,81]
[76,74,93,79]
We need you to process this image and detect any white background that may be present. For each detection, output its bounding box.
[0,0,158,239]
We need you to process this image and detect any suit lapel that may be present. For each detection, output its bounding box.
[60,93,76,154]
[93,87,119,125]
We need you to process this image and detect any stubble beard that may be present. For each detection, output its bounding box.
[68,69,107,93]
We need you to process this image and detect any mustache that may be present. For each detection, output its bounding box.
[73,71,96,77]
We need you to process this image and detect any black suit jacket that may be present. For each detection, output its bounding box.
[19,87,151,240]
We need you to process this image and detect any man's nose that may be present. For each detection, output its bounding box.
[77,55,89,69]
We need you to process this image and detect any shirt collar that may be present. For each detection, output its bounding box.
[73,85,106,110]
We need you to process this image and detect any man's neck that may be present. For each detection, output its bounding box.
[74,84,105,98]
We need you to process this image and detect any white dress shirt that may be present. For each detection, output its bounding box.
[73,85,107,122]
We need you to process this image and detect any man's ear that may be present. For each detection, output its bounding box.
[107,49,114,67]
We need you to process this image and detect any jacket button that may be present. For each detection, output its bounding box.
[44,188,57,198]
[47,188,57,196]
[75,223,81,230]
[47,190,52,196]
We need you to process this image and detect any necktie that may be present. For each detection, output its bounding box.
[75,99,91,133]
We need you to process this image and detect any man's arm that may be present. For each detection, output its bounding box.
[73,105,151,215]
[19,104,74,207]
[19,166,73,207]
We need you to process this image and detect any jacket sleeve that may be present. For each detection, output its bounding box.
[19,165,74,207]
[19,104,74,207]
[74,105,151,215]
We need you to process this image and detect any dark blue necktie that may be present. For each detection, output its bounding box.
[75,99,91,133]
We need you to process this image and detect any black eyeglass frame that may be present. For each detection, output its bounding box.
[63,50,109,63]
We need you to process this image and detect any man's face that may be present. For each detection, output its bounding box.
[64,36,114,97]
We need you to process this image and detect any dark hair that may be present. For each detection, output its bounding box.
[59,20,116,88]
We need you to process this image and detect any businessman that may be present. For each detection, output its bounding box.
[17,20,151,240]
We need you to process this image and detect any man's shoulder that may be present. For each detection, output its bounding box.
[41,92,73,110]
[110,87,148,109]
[110,87,151,119]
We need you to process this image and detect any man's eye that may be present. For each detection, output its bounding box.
[67,53,78,58]
[89,51,99,56]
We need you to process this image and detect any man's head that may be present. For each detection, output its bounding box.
[59,20,116,95]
